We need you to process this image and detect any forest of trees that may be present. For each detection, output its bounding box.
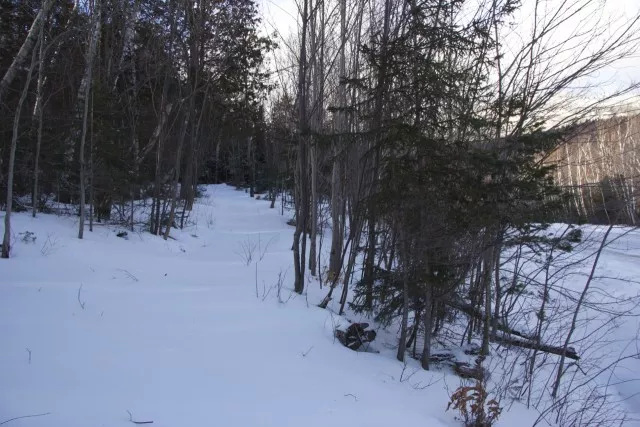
[2,0,640,425]
[0,0,279,256]
[551,113,640,225]
[277,0,640,423]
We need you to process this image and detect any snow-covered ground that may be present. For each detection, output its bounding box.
[0,185,637,426]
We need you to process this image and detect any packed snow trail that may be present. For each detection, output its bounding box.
[1,185,542,426]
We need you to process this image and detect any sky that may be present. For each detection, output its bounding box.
[257,0,640,109]
[258,0,298,41]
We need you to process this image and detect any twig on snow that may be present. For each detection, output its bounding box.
[261,280,274,302]
[344,393,358,402]
[77,284,85,309]
[0,412,51,425]
[127,410,153,424]
[235,237,257,266]
[302,346,314,357]
[117,269,139,282]
[40,233,58,256]
[258,234,277,261]
[26,348,31,364]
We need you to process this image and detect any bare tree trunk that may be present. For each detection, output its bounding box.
[214,131,223,183]
[361,216,376,310]
[338,231,359,314]
[308,144,318,275]
[468,260,482,341]
[78,84,89,240]
[491,240,502,337]
[187,0,207,211]
[89,90,94,232]
[152,126,166,235]
[307,0,323,277]
[0,0,55,105]
[328,0,348,280]
[329,156,343,277]
[32,23,46,218]
[397,275,410,362]
[397,234,409,361]
[338,209,364,314]
[78,0,102,239]
[359,0,391,311]
[129,135,137,231]
[112,0,139,91]
[319,212,359,309]
[149,0,178,235]
[247,135,254,197]
[421,283,433,370]
[293,177,304,292]
[2,37,39,258]
[480,244,494,356]
[150,89,172,235]
[163,106,191,240]
[293,0,310,294]
[407,309,420,358]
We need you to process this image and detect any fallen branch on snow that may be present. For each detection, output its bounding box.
[127,410,153,424]
[77,284,85,309]
[493,334,579,360]
[0,412,51,425]
[444,298,535,341]
[444,298,580,360]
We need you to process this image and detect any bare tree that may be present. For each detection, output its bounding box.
[77,0,102,239]
[0,0,55,106]
[328,0,348,281]
[2,34,40,258]
[293,0,311,294]
[32,15,47,218]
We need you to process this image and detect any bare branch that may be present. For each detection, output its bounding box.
[0,412,51,425]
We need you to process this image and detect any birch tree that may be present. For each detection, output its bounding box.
[2,32,40,258]
[0,0,55,106]
[32,12,47,218]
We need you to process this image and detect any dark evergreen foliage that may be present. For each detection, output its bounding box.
[0,0,277,223]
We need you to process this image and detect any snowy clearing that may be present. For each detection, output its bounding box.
[1,185,637,426]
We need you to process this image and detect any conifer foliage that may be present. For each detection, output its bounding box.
[0,0,275,254]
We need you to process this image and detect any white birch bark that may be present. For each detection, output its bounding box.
[3,36,39,258]
[0,0,55,105]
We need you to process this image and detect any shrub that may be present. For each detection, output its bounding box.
[447,358,501,426]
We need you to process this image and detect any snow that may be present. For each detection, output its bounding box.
[0,185,636,426]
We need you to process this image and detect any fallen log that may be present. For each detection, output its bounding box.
[454,361,485,380]
[443,298,535,341]
[444,298,580,360]
[493,334,579,360]
[430,352,456,363]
